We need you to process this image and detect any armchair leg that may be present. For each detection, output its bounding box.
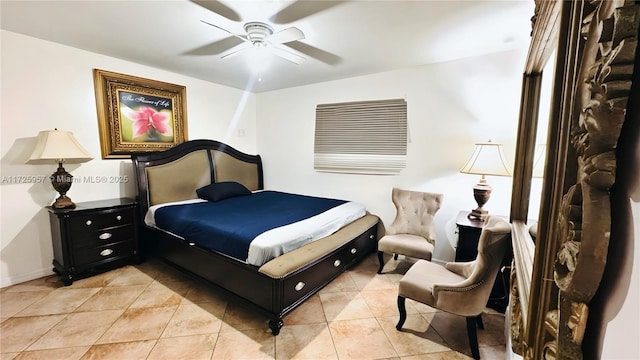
[377,251,385,274]
[466,317,480,359]
[476,314,484,330]
[396,296,407,330]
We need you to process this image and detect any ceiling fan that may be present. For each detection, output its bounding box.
[189,0,343,65]
[200,19,306,64]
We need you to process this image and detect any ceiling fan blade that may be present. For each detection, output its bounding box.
[220,42,252,59]
[270,45,305,64]
[268,27,304,44]
[200,20,248,42]
[270,0,346,24]
[191,0,242,22]
[284,41,342,65]
[182,36,245,56]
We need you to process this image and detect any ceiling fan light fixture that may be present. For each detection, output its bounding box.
[200,17,308,65]
[244,22,274,47]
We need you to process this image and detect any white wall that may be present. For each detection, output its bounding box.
[256,49,527,262]
[601,199,640,358]
[0,30,257,287]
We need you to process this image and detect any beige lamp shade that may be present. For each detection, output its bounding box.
[27,129,93,163]
[459,142,512,177]
[27,129,92,209]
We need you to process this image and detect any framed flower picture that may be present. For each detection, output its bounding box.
[93,69,188,159]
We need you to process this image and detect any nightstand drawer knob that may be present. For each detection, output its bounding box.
[116,215,122,221]
[333,259,341,267]
[86,220,92,226]
[369,234,374,239]
[100,249,113,256]
[295,282,305,291]
[98,232,112,240]
[350,248,357,254]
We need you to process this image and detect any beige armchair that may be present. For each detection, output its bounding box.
[377,188,443,274]
[395,216,511,359]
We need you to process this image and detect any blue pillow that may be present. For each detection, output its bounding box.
[196,181,251,202]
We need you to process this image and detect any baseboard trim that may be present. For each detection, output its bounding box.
[0,267,55,288]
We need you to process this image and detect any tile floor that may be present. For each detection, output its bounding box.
[0,254,506,359]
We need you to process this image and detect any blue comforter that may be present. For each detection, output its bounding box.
[154,191,347,262]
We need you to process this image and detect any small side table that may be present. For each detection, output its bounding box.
[455,211,511,313]
[47,198,140,285]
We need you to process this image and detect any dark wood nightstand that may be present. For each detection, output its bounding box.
[455,211,511,313]
[47,198,140,285]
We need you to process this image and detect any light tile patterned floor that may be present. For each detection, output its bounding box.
[0,254,506,359]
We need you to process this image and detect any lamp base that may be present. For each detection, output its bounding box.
[469,180,492,222]
[53,194,76,209]
[50,162,76,209]
[468,207,489,221]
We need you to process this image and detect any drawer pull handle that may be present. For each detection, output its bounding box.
[100,249,113,257]
[116,215,122,221]
[350,248,357,254]
[86,220,92,226]
[188,242,195,246]
[295,282,305,291]
[333,259,341,267]
[369,234,374,239]
[98,233,112,240]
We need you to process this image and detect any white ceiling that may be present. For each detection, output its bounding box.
[0,0,534,93]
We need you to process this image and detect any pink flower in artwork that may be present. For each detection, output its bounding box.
[121,106,173,138]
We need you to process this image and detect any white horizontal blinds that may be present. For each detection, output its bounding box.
[314,98,407,174]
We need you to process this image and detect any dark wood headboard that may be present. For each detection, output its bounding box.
[131,139,263,219]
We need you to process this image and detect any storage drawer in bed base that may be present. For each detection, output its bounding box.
[279,224,377,311]
[143,220,378,335]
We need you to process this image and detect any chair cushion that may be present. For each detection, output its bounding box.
[378,234,434,260]
[398,259,465,306]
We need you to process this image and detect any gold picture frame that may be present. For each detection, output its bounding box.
[93,69,188,159]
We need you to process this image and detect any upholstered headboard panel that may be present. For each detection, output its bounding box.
[132,139,264,216]
[146,150,211,206]
[211,150,260,192]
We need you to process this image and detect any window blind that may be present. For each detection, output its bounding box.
[314,98,407,174]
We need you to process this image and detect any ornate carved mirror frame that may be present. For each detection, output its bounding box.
[509,1,639,358]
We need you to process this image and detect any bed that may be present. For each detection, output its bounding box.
[131,139,379,335]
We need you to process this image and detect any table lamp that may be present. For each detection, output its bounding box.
[27,129,93,209]
[459,141,512,220]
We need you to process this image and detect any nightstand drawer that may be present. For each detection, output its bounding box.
[72,240,136,265]
[71,224,135,248]
[69,207,135,233]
